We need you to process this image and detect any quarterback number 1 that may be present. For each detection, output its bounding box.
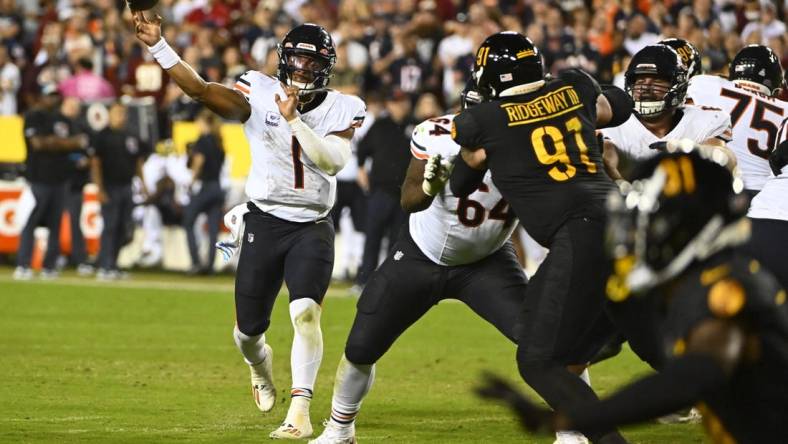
[291,136,305,189]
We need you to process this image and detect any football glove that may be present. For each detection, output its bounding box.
[422,154,454,197]
[215,203,250,263]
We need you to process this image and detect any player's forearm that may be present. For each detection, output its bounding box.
[560,354,726,435]
[167,61,209,101]
[401,179,434,213]
[289,117,351,175]
[148,39,249,121]
[449,150,485,197]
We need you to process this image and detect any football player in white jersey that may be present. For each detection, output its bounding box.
[744,116,788,290]
[308,84,529,444]
[601,45,733,180]
[133,15,366,440]
[686,45,787,195]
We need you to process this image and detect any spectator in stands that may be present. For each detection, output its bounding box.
[623,14,660,55]
[14,85,88,280]
[61,96,93,275]
[0,44,19,114]
[58,57,115,101]
[355,88,413,288]
[741,0,786,45]
[91,102,149,280]
[183,110,225,275]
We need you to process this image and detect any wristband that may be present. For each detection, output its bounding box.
[147,38,181,70]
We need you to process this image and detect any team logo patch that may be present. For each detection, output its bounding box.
[247,232,255,243]
[266,111,281,127]
[394,251,404,261]
[516,49,535,59]
[499,73,513,82]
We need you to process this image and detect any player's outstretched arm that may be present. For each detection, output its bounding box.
[133,12,250,122]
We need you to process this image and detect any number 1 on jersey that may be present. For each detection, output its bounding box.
[291,136,305,189]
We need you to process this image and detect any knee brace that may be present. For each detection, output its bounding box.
[289,298,322,339]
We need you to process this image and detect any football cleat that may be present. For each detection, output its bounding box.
[657,407,702,424]
[12,266,33,281]
[250,344,276,412]
[307,421,356,444]
[39,269,59,280]
[269,418,314,440]
[554,430,590,444]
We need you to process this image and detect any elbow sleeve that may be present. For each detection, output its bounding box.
[600,85,633,129]
[289,117,351,175]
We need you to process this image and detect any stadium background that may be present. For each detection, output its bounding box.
[0,0,785,442]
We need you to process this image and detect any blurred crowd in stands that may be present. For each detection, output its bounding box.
[2,0,787,280]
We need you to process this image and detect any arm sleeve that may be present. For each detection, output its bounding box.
[599,85,633,128]
[289,117,351,175]
[564,354,726,436]
[449,153,486,197]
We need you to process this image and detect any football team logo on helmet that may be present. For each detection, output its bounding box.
[625,45,688,118]
[729,45,785,96]
[277,23,337,95]
[659,38,703,78]
[472,32,544,100]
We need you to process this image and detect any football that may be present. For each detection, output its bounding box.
[127,0,158,11]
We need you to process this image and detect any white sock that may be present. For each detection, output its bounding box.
[232,325,268,365]
[329,355,375,427]
[289,298,323,401]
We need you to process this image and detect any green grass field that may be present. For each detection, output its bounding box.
[0,268,704,443]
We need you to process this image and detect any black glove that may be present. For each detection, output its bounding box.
[475,372,556,434]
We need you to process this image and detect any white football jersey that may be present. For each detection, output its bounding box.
[749,117,788,222]
[687,75,788,191]
[408,114,519,266]
[600,105,732,160]
[233,71,366,222]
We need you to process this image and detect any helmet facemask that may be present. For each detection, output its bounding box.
[277,46,335,96]
[626,73,686,118]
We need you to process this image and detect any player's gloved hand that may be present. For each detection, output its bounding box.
[422,154,454,196]
[215,203,250,263]
[215,241,238,263]
[475,372,557,435]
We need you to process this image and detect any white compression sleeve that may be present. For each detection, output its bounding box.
[288,117,351,175]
